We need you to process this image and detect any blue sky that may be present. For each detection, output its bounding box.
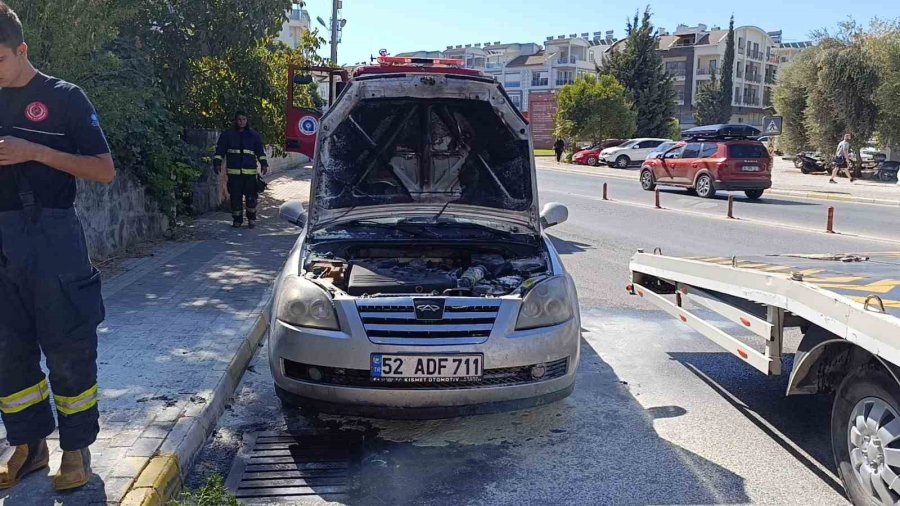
[300,0,898,65]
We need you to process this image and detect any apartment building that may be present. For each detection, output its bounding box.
[649,23,781,128]
[278,2,311,49]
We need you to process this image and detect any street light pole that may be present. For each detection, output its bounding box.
[330,0,339,66]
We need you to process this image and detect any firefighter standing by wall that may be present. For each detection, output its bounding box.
[0,2,115,491]
[214,112,269,228]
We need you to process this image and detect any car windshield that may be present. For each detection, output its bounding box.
[618,140,636,149]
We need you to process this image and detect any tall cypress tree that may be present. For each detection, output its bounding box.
[717,16,736,123]
[603,8,677,138]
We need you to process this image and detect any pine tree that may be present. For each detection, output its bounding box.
[694,75,722,125]
[717,16,736,123]
[602,8,677,138]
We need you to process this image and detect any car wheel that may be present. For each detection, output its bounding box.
[695,174,716,198]
[832,366,900,506]
[744,189,764,200]
[640,169,656,191]
[800,166,812,174]
[879,170,896,183]
[794,158,803,169]
[615,155,630,169]
[587,156,599,167]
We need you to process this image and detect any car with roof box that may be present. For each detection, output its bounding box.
[639,124,772,199]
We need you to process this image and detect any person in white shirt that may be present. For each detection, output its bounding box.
[830,133,855,183]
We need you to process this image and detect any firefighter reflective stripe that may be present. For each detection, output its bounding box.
[54,385,99,416]
[0,378,50,414]
[227,168,242,175]
[241,169,257,175]
[213,155,223,161]
[226,149,256,155]
[258,155,267,161]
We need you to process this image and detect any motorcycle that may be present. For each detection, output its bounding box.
[796,153,828,174]
[872,154,900,182]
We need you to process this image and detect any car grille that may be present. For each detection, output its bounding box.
[283,358,569,390]
[356,300,502,345]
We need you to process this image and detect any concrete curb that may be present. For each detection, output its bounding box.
[539,165,900,206]
[120,313,269,505]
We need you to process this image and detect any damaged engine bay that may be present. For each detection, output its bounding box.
[303,243,550,298]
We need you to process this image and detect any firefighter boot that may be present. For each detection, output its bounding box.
[52,448,91,491]
[0,440,49,490]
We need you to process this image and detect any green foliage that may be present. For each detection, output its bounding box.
[773,51,815,154]
[667,118,683,141]
[718,17,736,122]
[602,7,677,138]
[554,74,635,144]
[693,76,723,126]
[7,0,324,220]
[805,38,879,161]
[171,474,238,506]
[867,21,900,147]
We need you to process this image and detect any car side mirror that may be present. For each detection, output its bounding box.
[279,200,306,226]
[540,202,569,229]
[655,153,664,159]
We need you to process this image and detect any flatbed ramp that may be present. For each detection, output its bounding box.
[629,251,900,375]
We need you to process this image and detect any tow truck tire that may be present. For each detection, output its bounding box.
[832,366,900,505]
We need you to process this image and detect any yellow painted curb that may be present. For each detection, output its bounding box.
[120,454,182,506]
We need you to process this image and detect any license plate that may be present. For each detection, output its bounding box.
[741,165,761,172]
[371,354,483,383]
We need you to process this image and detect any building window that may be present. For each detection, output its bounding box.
[505,74,521,88]
[738,37,745,49]
[735,87,741,104]
[509,94,522,110]
[736,65,743,78]
[556,70,574,86]
[665,61,686,77]
[674,85,685,103]
[531,71,549,87]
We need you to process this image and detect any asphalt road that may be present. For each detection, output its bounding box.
[186,168,897,505]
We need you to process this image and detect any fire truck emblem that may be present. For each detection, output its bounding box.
[299,116,319,136]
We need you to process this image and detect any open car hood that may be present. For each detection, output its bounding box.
[307,73,540,233]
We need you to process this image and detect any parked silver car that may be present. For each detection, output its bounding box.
[268,63,581,418]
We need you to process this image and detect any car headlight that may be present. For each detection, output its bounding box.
[276,275,340,330]
[516,276,575,330]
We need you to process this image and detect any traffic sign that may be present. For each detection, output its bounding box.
[762,116,783,135]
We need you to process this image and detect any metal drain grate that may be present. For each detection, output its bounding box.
[225,431,359,503]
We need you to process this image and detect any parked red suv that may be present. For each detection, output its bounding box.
[640,124,771,199]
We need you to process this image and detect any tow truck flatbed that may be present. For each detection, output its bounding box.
[628,251,900,503]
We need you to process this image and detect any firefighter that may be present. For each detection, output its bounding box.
[214,112,269,228]
[0,2,115,491]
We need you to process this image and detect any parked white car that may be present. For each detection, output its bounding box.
[600,138,673,168]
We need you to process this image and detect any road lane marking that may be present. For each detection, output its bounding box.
[542,188,900,246]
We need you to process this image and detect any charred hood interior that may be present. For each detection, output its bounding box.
[315,98,533,212]
[304,241,550,298]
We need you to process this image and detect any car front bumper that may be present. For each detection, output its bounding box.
[269,306,581,416]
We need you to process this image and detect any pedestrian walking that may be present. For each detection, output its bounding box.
[214,112,269,228]
[0,1,115,491]
[553,138,565,163]
[829,133,856,184]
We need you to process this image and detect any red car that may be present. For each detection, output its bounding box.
[640,124,771,199]
[573,139,625,166]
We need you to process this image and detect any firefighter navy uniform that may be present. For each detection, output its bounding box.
[214,127,268,226]
[0,73,107,455]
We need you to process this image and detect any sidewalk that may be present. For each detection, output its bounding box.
[0,167,310,505]
[536,157,900,206]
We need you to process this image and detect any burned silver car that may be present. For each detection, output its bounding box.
[268,59,580,417]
